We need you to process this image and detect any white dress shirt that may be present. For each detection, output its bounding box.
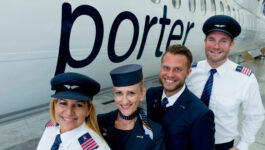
[161,84,186,107]
[186,59,264,150]
[37,122,110,150]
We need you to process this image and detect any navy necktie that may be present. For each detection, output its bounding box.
[51,134,62,150]
[200,69,217,107]
[161,97,169,108]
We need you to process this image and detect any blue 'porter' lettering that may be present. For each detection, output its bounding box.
[55,3,195,75]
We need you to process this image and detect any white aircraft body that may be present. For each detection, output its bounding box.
[0,0,265,121]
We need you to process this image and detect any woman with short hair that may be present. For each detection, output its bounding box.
[97,64,165,150]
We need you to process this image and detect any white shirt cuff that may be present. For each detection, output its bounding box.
[236,141,250,150]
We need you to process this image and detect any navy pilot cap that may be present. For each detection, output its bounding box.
[110,64,143,87]
[51,72,100,101]
[203,15,241,38]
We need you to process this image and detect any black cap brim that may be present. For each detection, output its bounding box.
[51,91,91,101]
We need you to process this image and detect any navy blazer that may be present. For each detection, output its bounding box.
[146,86,215,150]
[97,109,166,150]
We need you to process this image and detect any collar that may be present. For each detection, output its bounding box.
[205,59,232,77]
[162,84,186,107]
[60,122,86,146]
[216,59,233,77]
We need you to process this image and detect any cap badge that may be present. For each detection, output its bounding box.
[65,85,79,90]
[214,24,226,28]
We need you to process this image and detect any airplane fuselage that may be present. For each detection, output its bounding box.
[0,0,264,119]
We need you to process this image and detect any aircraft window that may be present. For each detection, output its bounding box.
[211,0,216,15]
[242,14,244,25]
[151,0,161,3]
[237,10,241,22]
[201,0,206,15]
[263,2,265,16]
[172,0,181,8]
[226,5,231,16]
[189,0,196,13]
[219,1,224,15]
[232,8,236,18]
[240,11,244,25]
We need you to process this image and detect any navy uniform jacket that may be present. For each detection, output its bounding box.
[97,109,165,150]
[146,86,215,150]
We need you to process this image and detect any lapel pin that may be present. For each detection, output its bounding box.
[136,135,144,139]
[180,105,186,109]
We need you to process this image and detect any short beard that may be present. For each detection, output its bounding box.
[206,52,228,68]
[159,76,185,94]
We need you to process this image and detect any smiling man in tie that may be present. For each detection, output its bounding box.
[146,44,215,150]
[186,15,265,150]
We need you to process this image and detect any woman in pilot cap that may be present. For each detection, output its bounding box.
[97,64,165,150]
[37,72,110,150]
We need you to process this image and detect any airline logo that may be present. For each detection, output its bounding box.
[54,2,195,75]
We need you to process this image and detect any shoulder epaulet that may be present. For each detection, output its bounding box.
[45,120,55,128]
[191,62,198,68]
[235,65,252,76]
[78,132,99,150]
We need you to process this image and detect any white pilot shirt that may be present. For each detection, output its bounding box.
[37,122,110,150]
[186,59,265,150]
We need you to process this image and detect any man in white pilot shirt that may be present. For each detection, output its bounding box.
[186,15,265,150]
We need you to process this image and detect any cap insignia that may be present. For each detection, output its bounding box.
[65,85,79,90]
[214,24,226,28]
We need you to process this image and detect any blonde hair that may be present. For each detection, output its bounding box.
[138,80,144,92]
[50,98,102,137]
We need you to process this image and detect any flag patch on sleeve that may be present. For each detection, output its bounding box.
[191,62,198,68]
[235,65,252,76]
[45,120,54,128]
[78,133,99,150]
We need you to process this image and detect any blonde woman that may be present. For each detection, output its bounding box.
[37,72,110,150]
[98,64,165,150]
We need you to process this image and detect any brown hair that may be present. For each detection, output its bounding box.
[161,44,193,68]
[50,98,102,137]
